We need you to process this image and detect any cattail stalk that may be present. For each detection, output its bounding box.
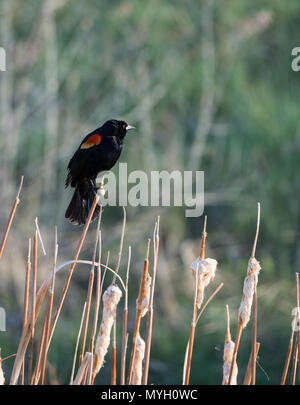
[70,302,87,385]
[127,240,151,384]
[40,228,58,384]
[0,176,23,260]
[28,230,38,384]
[142,218,160,385]
[228,203,261,385]
[111,321,117,385]
[73,352,93,385]
[10,195,100,385]
[121,246,131,385]
[20,238,31,384]
[0,351,4,385]
[49,193,100,346]
[243,342,260,385]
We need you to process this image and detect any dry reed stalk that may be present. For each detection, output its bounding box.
[251,288,258,385]
[190,217,218,310]
[92,284,122,381]
[195,283,224,325]
[20,238,31,385]
[142,217,160,385]
[28,230,38,384]
[184,268,199,385]
[127,239,151,384]
[31,308,48,384]
[34,217,46,256]
[0,351,4,385]
[281,322,295,385]
[78,237,98,366]
[228,203,261,385]
[222,305,238,385]
[181,282,224,385]
[10,279,49,384]
[73,352,93,385]
[132,334,145,385]
[48,193,100,345]
[10,196,100,385]
[40,228,58,384]
[199,215,207,260]
[182,340,189,385]
[291,341,298,385]
[243,342,260,385]
[296,273,300,385]
[184,217,218,385]
[0,175,23,260]
[280,273,299,386]
[121,246,131,385]
[111,321,117,385]
[112,207,126,284]
[88,236,106,357]
[79,216,101,365]
[70,302,87,385]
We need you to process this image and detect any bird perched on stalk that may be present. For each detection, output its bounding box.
[65,119,135,225]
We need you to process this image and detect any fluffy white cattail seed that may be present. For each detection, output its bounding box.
[136,274,151,318]
[238,258,261,328]
[93,284,122,378]
[190,258,218,309]
[223,340,238,385]
[222,305,238,385]
[131,334,145,385]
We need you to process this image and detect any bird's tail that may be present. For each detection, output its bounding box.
[65,179,100,225]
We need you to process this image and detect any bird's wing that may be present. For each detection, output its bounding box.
[80,133,102,149]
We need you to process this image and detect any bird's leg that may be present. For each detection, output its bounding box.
[91,179,98,194]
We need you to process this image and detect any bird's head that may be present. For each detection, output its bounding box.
[102,119,135,139]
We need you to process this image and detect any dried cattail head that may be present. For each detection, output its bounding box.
[223,340,237,385]
[222,305,238,385]
[136,274,151,318]
[190,258,218,309]
[238,257,261,329]
[131,334,145,385]
[93,284,122,378]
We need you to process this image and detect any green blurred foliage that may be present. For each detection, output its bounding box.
[0,0,300,385]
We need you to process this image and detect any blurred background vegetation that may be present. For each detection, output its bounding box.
[0,0,300,385]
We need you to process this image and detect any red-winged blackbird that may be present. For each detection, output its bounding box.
[65,119,135,225]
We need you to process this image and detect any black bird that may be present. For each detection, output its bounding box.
[65,119,135,225]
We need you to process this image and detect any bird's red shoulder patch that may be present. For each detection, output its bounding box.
[80,133,102,149]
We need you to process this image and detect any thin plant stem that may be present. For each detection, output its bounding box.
[70,302,87,385]
[28,230,38,384]
[251,288,258,385]
[20,238,31,385]
[0,175,24,260]
[40,227,58,384]
[243,343,260,385]
[111,321,117,385]
[184,266,199,385]
[142,217,160,385]
[127,240,151,384]
[48,193,100,348]
[121,246,131,385]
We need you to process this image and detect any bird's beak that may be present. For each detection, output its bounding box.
[126,124,136,131]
